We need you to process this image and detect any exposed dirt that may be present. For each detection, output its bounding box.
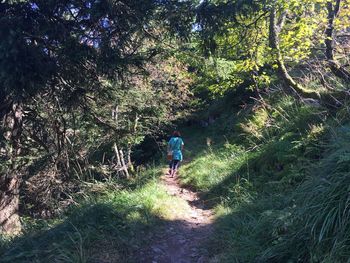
[138,172,214,263]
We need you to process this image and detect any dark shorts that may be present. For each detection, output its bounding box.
[169,159,181,170]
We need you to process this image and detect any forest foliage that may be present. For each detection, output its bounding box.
[1,0,350,262]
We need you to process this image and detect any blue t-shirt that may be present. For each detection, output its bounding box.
[168,137,184,161]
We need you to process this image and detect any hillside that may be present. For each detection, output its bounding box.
[1,90,350,262]
[1,0,350,262]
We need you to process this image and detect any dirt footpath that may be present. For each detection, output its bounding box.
[138,173,214,263]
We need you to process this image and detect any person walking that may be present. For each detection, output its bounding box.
[167,131,184,177]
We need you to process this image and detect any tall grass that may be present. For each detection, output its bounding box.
[180,142,247,192]
[261,125,350,262]
[178,92,343,262]
[0,177,188,263]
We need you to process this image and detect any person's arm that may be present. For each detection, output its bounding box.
[167,139,172,152]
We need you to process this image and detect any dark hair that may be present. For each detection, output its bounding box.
[173,130,181,137]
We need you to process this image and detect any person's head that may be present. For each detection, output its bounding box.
[173,130,181,137]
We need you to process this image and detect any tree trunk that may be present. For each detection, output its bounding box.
[268,7,321,99]
[0,172,21,235]
[325,1,340,61]
[113,143,122,167]
[127,145,134,173]
[119,149,130,179]
[325,0,350,82]
[0,101,23,235]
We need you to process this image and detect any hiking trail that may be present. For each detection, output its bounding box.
[138,171,215,263]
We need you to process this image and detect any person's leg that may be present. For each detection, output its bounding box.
[169,160,176,176]
[168,160,172,175]
[171,160,180,177]
[170,160,175,177]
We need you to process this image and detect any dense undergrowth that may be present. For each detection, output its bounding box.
[179,91,350,262]
[0,168,188,263]
[2,1,350,262]
[1,90,349,263]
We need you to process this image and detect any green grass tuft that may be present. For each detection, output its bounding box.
[0,177,186,263]
[178,92,349,262]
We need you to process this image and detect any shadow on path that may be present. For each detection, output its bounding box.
[138,173,214,263]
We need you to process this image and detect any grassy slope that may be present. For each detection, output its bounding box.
[179,93,350,262]
[1,92,349,263]
[0,168,189,263]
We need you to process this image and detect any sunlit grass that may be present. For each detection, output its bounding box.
[0,176,188,263]
[181,92,340,262]
[2,91,347,262]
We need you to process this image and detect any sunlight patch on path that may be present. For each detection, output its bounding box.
[138,171,215,263]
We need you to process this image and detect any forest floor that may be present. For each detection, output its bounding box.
[138,170,215,263]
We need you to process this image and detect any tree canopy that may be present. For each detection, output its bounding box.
[1,1,350,262]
